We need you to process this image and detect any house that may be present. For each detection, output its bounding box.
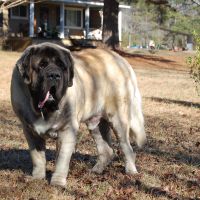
[0,0,130,42]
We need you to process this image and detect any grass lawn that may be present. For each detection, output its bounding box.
[0,49,199,200]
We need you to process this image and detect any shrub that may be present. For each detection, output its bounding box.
[187,32,200,95]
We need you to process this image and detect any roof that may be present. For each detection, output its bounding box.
[49,0,131,8]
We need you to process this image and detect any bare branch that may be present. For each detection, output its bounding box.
[145,0,169,5]
[0,0,47,11]
[1,0,26,10]
[191,0,200,6]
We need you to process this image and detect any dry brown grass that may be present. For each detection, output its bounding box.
[0,49,199,200]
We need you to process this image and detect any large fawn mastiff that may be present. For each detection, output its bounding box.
[11,43,146,187]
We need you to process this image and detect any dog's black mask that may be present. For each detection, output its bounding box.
[16,43,74,114]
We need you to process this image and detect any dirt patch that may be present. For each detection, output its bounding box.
[0,49,199,200]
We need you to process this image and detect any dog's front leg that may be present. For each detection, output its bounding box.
[23,125,46,179]
[51,126,77,187]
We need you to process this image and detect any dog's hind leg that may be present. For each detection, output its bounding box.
[130,115,146,148]
[110,114,138,175]
[89,118,114,174]
[130,87,146,148]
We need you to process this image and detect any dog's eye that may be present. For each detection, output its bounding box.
[56,59,66,70]
[39,60,48,69]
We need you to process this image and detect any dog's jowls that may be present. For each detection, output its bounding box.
[11,42,146,187]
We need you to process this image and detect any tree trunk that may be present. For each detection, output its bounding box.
[102,0,119,49]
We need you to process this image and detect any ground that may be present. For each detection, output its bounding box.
[0,49,199,200]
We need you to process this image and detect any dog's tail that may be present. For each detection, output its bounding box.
[129,72,146,148]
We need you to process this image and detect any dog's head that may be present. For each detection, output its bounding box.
[16,42,74,113]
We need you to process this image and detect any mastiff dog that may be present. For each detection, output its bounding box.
[11,42,146,187]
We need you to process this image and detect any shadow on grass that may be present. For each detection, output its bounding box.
[120,178,197,200]
[139,114,200,167]
[146,97,200,109]
[141,143,200,167]
[115,49,175,64]
[73,151,96,165]
[0,149,96,175]
[0,149,55,175]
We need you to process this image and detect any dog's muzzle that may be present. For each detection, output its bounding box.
[47,71,61,82]
[38,68,61,109]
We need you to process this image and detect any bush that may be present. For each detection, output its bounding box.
[187,32,200,95]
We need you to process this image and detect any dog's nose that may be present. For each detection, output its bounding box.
[47,72,61,81]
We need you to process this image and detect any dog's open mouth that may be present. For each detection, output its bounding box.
[38,87,56,109]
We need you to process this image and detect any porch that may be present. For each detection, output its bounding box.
[9,0,104,40]
[0,0,128,49]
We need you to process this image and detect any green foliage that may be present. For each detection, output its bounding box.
[121,32,130,47]
[187,32,200,95]
[165,10,200,35]
[121,0,200,49]
[121,0,164,47]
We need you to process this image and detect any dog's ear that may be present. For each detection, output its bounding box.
[16,46,34,84]
[61,48,74,87]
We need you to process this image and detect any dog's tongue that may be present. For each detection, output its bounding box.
[38,91,50,109]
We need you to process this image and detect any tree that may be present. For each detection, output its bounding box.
[187,32,200,95]
[102,0,119,49]
[120,0,200,49]
[121,0,168,47]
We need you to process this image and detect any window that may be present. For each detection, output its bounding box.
[56,6,60,26]
[11,5,28,19]
[90,9,101,29]
[65,8,82,28]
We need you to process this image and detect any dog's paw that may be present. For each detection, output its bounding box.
[33,121,46,135]
[48,131,58,139]
[32,167,46,179]
[91,163,105,174]
[125,164,138,175]
[51,174,66,187]
[33,119,50,136]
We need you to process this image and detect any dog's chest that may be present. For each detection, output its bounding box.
[34,110,66,137]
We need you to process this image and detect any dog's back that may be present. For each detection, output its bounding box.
[72,49,146,148]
